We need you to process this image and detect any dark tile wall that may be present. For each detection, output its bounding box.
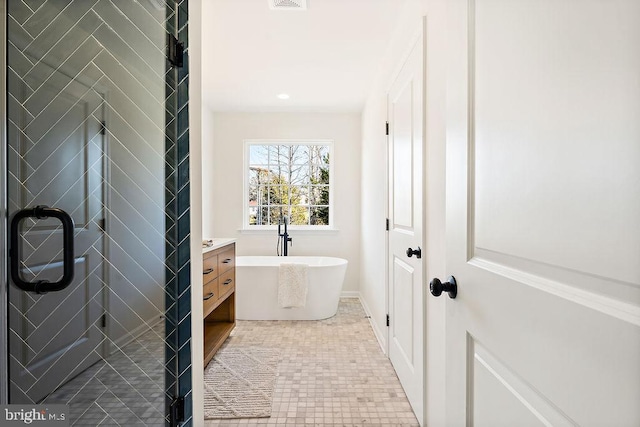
[165,1,193,425]
[7,0,191,425]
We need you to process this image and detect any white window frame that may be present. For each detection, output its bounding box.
[243,139,335,231]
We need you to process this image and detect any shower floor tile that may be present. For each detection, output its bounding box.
[43,321,166,426]
[204,298,420,426]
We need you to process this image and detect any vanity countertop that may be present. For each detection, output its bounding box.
[202,238,237,254]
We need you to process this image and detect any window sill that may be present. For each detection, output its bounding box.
[238,227,340,235]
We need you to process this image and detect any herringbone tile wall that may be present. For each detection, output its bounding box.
[6,1,191,425]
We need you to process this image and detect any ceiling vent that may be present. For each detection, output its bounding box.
[268,0,308,11]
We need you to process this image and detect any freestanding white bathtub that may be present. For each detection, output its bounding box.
[235,256,348,320]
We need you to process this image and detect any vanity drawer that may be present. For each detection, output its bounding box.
[203,253,218,283]
[218,246,235,274]
[203,278,219,316]
[218,269,235,298]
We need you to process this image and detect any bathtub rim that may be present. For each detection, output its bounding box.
[235,255,348,268]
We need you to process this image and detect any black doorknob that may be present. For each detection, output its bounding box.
[429,276,457,299]
[406,247,421,259]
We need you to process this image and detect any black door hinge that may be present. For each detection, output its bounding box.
[169,396,184,426]
[100,121,106,135]
[385,121,389,135]
[386,314,390,327]
[386,218,389,231]
[168,34,184,68]
[98,218,106,232]
[100,313,106,328]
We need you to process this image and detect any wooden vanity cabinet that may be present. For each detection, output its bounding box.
[203,242,236,366]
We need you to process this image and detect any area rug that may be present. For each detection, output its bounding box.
[204,347,280,419]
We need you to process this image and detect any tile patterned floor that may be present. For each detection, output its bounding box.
[43,321,165,426]
[204,298,419,426]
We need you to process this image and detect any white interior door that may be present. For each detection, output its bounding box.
[444,0,640,425]
[387,34,424,424]
[8,79,106,403]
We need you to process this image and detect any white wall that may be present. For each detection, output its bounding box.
[360,0,425,350]
[359,1,447,426]
[208,112,361,293]
[201,102,215,238]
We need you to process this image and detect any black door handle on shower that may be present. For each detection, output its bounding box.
[9,206,75,294]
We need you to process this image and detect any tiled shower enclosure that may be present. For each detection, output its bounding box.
[4,0,192,425]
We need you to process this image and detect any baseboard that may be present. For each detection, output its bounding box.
[340,291,361,298]
[358,296,387,355]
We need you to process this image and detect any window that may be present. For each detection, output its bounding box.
[245,141,332,228]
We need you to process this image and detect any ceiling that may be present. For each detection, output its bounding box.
[202,0,405,112]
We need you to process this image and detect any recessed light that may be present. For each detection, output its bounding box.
[277,93,290,100]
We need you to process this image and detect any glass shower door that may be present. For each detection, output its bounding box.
[5,1,191,425]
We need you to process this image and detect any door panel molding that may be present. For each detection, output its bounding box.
[14,82,103,230]
[468,334,578,427]
[392,257,415,367]
[390,78,415,231]
[465,0,477,262]
[464,0,640,325]
[470,254,640,327]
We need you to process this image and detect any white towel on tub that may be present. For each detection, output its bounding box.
[278,263,308,308]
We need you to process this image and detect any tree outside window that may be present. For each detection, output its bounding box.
[247,142,331,227]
